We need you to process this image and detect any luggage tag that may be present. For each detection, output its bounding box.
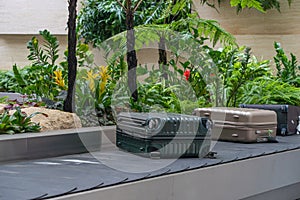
[256,129,278,143]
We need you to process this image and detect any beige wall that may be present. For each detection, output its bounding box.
[1,1,300,70]
[0,0,70,70]
[0,0,68,34]
[194,0,300,64]
[0,35,67,70]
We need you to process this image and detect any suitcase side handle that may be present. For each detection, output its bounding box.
[204,112,210,117]
[233,115,239,119]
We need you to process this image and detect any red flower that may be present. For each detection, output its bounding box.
[183,69,190,81]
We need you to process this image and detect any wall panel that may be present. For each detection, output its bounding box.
[0,1,300,70]
[193,0,300,64]
[0,35,67,70]
[0,0,68,35]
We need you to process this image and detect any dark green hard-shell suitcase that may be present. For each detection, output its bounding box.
[116,112,212,158]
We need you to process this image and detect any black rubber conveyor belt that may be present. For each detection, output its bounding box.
[0,135,300,200]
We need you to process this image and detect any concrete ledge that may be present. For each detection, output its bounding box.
[0,126,116,163]
[52,149,300,200]
[243,182,300,200]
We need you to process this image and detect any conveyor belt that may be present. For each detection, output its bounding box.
[1,135,300,200]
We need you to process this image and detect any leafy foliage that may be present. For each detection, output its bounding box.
[0,96,8,104]
[77,0,166,46]
[170,14,236,47]
[78,0,236,48]
[76,66,116,127]
[253,0,292,12]
[201,0,292,12]
[205,43,300,107]
[75,69,98,127]
[0,107,46,134]
[274,42,300,87]
[129,81,181,113]
[112,63,206,115]
[230,0,265,12]
[27,30,59,66]
[208,46,272,107]
[4,31,96,109]
[13,30,67,101]
[61,41,95,69]
[239,77,300,105]
[0,70,20,92]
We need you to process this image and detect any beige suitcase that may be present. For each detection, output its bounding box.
[194,107,277,143]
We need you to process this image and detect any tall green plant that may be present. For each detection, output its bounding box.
[239,77,300,106]
[13,30,67,100]
[27,30,60,66]
[274,42,300,87]
[76,65,116,126]
[208,46,271,107]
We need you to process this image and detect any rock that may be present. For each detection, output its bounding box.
[10,107,82,132]
[0,104,6,114]
[0,92,29,102]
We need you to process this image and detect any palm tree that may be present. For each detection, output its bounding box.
[116,0,144,102]
[64,0,77,112]
[78,0,237,105]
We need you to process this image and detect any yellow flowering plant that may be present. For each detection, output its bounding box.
[83,66,110,95]
[76,66,114,126]
[84,70,99,92]
[54,70,66,89]
[98,66,110,96]
[11,30,68,104]
[94,66,114,125]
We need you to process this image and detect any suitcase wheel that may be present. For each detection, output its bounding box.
[281,128,287,136]
[139,147,145,152]
[198,144,210,158]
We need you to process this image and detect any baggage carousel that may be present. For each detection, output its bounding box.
[1,135,300,200]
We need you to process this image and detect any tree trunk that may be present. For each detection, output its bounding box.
[158,36,168,80]
[157,0,179,81]
[64,0,78,112]
[126,0,138,102]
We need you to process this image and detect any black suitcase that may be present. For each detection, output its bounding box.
[116,112,212,158]
[239,104,300,136]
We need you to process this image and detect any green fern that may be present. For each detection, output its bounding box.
[274,41,300,87]
[27,29,60,67]
[199,0,292,12]
[170,15,237,47]
[231,0,265,12]
[239,77,300,106]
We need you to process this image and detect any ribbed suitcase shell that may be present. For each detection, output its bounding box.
[117,112,210,138]
[116,112,211,158]
[193,107,277,143]
[240,104,300,136]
